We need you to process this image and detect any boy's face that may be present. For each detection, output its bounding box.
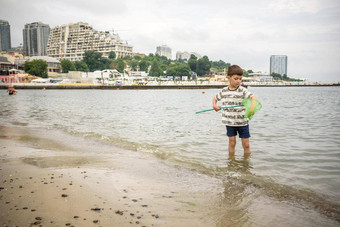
[228,74,242,89]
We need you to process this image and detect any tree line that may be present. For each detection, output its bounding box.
[23,50,300,81]
[61,51,214,79]
[23,51,215,78]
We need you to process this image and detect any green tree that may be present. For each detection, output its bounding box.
[130,60,139,71]
[101,57,112,70]
[24,59,48,78]
[108,51,116,59]
[113,58,125,73]
[166,64,191,79]
[134,55,142,61]
[139,60,149,72]
[188,54,197,72]
[211,60,230,70]
[83,50,112,71]
[61,59,76,73]
[271,72,282,80]
[149,59,163,77]
[196,56,211,76]
[74,61,89,72]
[83,50,103,71]
[123,55,132,60]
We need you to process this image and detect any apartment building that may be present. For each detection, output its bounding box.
[47,22,133,61]
[270,55,288,76]
[0,20,11,51]
[23,22,50,56]
[156,45,172,59]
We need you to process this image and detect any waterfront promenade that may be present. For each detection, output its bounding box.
[1,83,339,90]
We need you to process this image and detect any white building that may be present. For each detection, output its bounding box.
[47,22,133,61]
[176,51,201,60]
[248,72,273,82]
[155,45,172,59]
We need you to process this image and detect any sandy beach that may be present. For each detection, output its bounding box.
[0,125,222,226]
[1,124,339,227]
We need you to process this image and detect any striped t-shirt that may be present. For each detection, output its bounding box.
[215,86,253,126]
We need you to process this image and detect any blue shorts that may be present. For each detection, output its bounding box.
[226,125,250,138]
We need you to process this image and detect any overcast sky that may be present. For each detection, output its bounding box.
[1,0,340,82]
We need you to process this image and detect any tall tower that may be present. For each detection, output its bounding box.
[23,22,50,56]
[0,20,11,51]
[270,55,288,76]
[156,45,172,59]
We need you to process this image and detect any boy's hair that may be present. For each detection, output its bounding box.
[227,65,243,76]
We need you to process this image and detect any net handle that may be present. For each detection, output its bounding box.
[195,105,244,114]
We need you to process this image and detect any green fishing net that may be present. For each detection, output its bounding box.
[242,98,262,120]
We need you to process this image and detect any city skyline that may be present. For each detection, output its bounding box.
[1,0,339,83]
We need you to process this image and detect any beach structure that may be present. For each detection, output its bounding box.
[0,68,25,83]
[0,20,11,52]
[47,22,133,61]
[270,55,288,76]
[23,22,51,56]
[0,56,12,75]
[156,45,172,59]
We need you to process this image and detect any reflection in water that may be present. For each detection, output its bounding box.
[227,153,253,174]
[215,154,340,226]
[214,154,256,226]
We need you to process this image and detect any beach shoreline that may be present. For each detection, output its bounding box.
[1,125,339,226]
[0,125,222,227]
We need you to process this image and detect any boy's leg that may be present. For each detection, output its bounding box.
[241,138,250,154]
[228,136,236,154]
[239,125,251,154]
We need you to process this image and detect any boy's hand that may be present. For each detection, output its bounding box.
[213,105,221,112]
[248,96,257,116]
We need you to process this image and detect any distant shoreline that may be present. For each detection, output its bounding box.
[0,83,339,90]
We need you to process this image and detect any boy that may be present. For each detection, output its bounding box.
[212,65,257,155]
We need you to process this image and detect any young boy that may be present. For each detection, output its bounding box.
[212,65,257,155]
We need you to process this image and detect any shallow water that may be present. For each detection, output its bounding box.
[1,87,340,224]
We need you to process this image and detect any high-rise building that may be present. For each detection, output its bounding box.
[270,55,287,76]
[0,20,11,51]
[156,45,172,59]
[23,22,50,56]
[47,22,133,61]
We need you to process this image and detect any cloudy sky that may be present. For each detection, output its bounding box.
[1,0,340,82]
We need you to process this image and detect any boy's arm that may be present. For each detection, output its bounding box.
[212,96,221,112]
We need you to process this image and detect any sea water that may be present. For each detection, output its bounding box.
[1,86,339,224]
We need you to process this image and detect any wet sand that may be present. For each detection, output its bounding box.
[0,126,221,226]
[1,125,339,227]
